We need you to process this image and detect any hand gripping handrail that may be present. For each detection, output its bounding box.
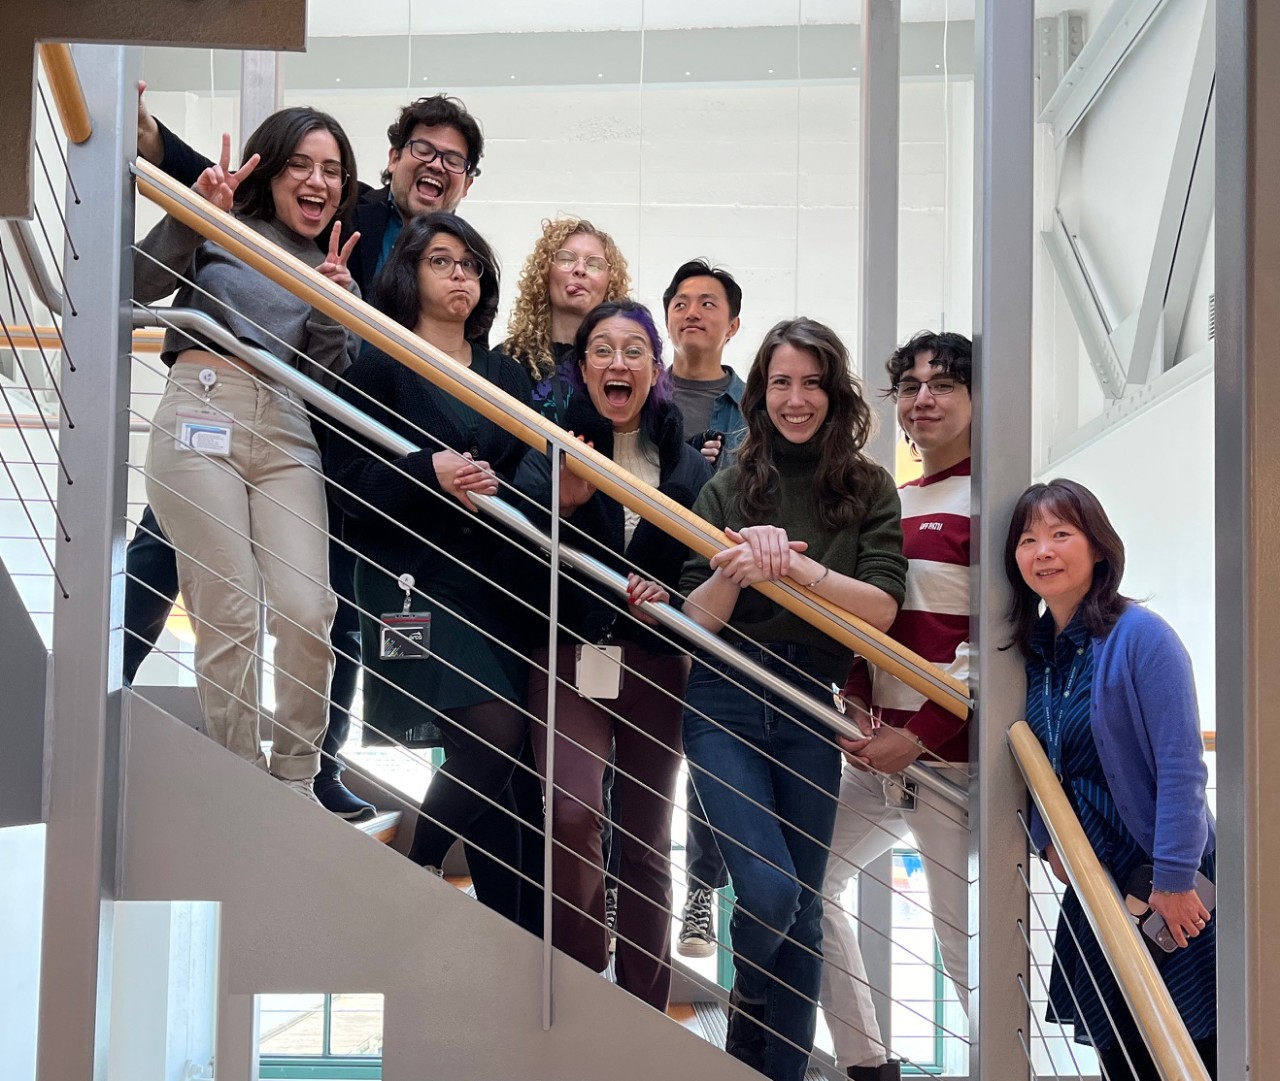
[130,300,968,812]
[131,158,972,721]
[1007,719,1210,1081]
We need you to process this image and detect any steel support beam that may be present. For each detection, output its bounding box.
[36,44,136,1081]
[972,1,1034,1078]
[859,0,901,471]
[1215,0,1280,1077]
[1127,0,1215,385]
[1039,0,1172,146]
[239,51,282,153]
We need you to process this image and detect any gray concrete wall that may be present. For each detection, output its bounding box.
[119,692,754,1081]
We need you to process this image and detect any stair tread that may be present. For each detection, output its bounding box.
[355,809,401,845]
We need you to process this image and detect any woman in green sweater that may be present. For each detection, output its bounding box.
[680,317,907,1081]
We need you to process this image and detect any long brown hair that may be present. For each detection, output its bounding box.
[735,318,878,530]
[1003,478,1131,656]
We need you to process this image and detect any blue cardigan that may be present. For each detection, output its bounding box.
[1029,603,1215,892]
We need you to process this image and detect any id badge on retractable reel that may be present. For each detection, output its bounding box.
[175,367,234,457]
[380,573,431,661]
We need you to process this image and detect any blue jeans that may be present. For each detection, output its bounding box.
[683,644,842,1081]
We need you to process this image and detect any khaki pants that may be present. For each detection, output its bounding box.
[146,357,335,780]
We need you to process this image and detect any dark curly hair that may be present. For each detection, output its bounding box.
[380,94,484,183]
[234,107,358,224]
[736,318,879,531]
[884,330,972,393]
[371,212,499,344]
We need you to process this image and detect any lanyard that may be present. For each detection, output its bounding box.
[1041,643,1087,777]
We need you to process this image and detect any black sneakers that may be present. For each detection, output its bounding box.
[725,985,768,1071]
[313,774,377,822]
[678,886,717,958]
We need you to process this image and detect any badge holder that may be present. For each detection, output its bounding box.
[380,573,432,661]
[175,367,235,458]
[575,642,623,700]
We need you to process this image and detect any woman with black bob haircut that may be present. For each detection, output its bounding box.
[1005,478,1216,1079]
[680,318,907,1081]
[516,298,711,1009]
[326,212,540,929]
[136,106,360,799]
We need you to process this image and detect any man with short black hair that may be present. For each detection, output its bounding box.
[663,259,746,469]
[819,331,974,1081]
[661,259,747,957]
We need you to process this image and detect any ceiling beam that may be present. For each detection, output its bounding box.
[1038,0,1171,146]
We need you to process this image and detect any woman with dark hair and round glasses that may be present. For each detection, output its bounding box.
[680,317,907,1081]
[1005,479,1216,1080]
[516,299,711,1009]
[135,106,359,799]
[325,212,537,927]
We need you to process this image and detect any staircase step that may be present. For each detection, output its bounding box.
[354,809,401,845]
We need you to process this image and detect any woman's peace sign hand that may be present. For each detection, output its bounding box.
[194,132,260,212]
[317,221,361,290]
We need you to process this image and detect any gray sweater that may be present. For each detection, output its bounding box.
[134,212,357,390]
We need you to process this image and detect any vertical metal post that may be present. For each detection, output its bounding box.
[238,51,281,151]
[36,43,137,1081]
[857,850,896,1046]
[860,0,902,470]
[1216,1,1280,1076]
[541,442,563,1031]
[971,2,1034,1078]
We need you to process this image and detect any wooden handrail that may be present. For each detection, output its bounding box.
[133,159,971,718]
[38,44,92,145]
[1007,720,1211,1081]
[3,326,163,353]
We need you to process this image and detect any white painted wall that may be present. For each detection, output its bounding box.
[0,825,46,1081]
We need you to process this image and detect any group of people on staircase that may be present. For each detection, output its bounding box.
[129,85,1216,1081]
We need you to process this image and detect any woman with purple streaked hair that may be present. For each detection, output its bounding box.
[516,299,711,1010]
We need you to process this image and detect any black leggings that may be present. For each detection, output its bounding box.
[408,699,528,924]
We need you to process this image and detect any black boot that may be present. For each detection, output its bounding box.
[725,985,768,1072]
[847,1061,902,1081]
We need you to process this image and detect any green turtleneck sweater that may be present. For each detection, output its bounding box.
[679,435,907,683]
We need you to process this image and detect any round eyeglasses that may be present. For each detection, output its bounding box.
[552,250,610,277]
[421,254,485,281]
[584,344,652,370]
[283,155,347,185]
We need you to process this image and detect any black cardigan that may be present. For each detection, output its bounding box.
[324,344,533,623]
[515,392,711,655]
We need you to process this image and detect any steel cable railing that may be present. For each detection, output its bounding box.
[1008,719,1212,1081]
[130,156,972,722]
[121,269,970,1071]
[117,189,977,1069]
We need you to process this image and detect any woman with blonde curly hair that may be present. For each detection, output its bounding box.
[500,218,631,419]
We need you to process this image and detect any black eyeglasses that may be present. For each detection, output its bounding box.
[403,138,473,176]
[894,376,962,399]
[420,254,485,281]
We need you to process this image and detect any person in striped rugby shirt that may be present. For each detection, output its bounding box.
[818,331,974,1081]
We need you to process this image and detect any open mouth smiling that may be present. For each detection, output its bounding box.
[603,380,633,407]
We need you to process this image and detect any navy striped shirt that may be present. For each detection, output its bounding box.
[1027,612,1216,1048]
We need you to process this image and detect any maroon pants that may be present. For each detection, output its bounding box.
[530,643,688,1010]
